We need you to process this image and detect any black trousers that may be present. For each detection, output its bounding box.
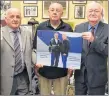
[75,68,105,95]
[51,52,60,67]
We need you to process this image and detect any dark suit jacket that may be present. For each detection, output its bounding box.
[60,39,70,54]
[49,38,61,53]
[74,21,108,87]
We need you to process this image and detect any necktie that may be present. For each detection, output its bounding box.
[88,26,95,47]
[13,30,22,72]
[91,26,95,36]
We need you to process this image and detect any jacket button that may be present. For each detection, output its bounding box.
[13,55,15,58]
[12,65,14,68]
[11,76,13,78]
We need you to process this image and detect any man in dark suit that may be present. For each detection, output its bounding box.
[61,34,70,68]
[49,33,61,67]
[1,8,36,95]
[74,2,108,95]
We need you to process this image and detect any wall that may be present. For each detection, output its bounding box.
[3,1,109,27]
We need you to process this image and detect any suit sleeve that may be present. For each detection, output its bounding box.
[32,26,40,65]
[49,39,52,52]
[30,30,36,65]
[91,36,108,56]
[33,25,40,49]
[32,49,36,66]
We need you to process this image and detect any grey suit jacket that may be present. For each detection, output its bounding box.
[1,25,36,94]
[74,21,108,87]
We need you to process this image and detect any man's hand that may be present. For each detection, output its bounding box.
[82,32,94,42]
[67,68,74,78]
[34,64,43,77]
[35,64,43,69]
[35,64,43,72]
[63,53,66,55]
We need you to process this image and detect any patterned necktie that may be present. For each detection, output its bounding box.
[13,30,22,72]
[88,26,95,47]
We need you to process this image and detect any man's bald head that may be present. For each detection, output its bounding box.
[49,3,63,11]
[62,34,67,40]
[86,2,102,12]
[5,8,21,17]
[48,3,63,22]
[54,32,59,39]
[5,8,21,30]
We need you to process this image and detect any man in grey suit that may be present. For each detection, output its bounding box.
[1,8,36,95]
[74,2,108,95]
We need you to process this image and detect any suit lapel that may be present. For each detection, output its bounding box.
[3,26,14,50]
[94,21,104,38]
[90,21,104,49]
[20,26,27,51]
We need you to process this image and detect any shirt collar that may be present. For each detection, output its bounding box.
[88,22,99,31]
[8,27,20,33]
[46,19,65,29]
